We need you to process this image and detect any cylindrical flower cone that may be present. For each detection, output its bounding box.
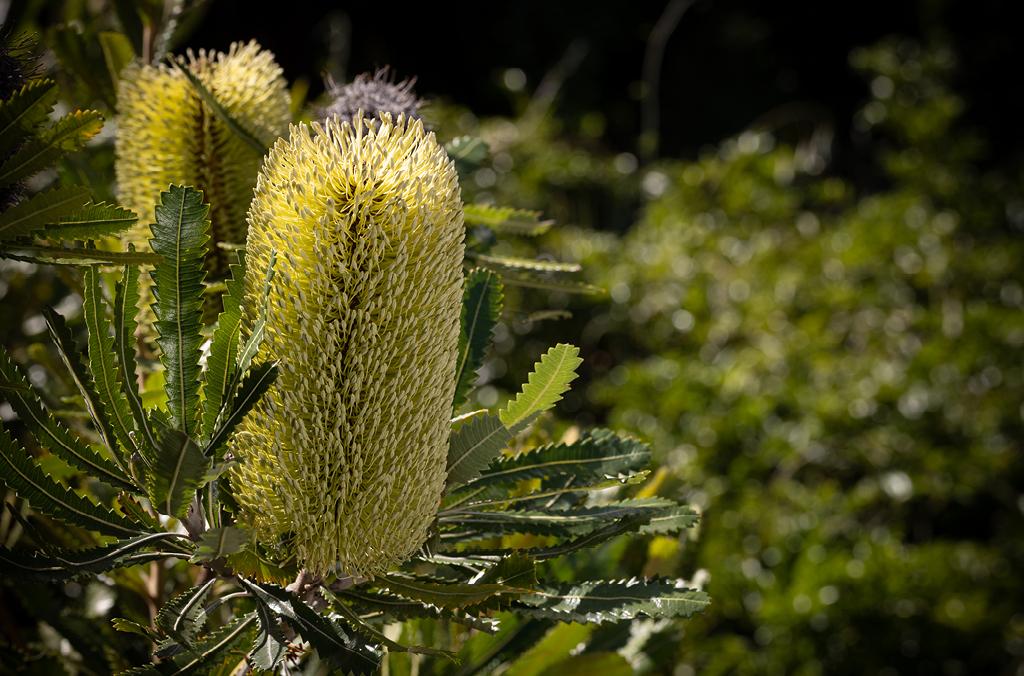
[231,113,465,577]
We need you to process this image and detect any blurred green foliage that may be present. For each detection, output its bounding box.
[441,39,1024,674]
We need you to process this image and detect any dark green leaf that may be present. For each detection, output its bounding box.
[114,260,157,453]
[0,244,161,266]
[326,591,454,658]
[145,428,210,518]
[446,411,511,491]
[469,252,581,274]
[189,526,249,563]
[453,268,503,411]
[203,362,277,459]
[43,202,139,240]
[0,110,104,186]
[0,79,58,157]
[0,532,183,580]
[516,579,710,623]
[150,185,210,437]
[157,580,215,647]
[0,344,134,491]
[249,600,289,671]
[0,424,144,537]
[201,252,245,437]
[373,573,526,610]
[0,185,90,242]
[84,265,138,459]
[170,612,257,673]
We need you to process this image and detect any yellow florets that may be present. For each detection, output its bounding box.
[115,41,290,277]
[230,114,465,577]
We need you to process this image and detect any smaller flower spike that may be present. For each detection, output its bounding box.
[115,41,291,279]
[319,68,422,125]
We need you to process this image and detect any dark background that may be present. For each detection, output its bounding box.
[182,0,1024,167]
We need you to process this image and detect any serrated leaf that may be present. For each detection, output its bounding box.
[0,344,134,491]
[42,307,130,470]
[453,268,503,411]
[157,579,215,647]
[0,244,161,266]
[500,344,582,433]
[440,499,682,539]
[203,362,277,459]
[0,110,104,186]
[84,265,138,459]
[446,412,511,491]
[249,600,289,671]
[460,429,650,492]
[338,589,499,633]
[373,573,526,610]
[189,526,249,563]
[0,185,90,242]
[463,203,553,236]
[470,252,581,274]
[0,79,58,156]
[114,260,157,453]
[325,591,454,658]
[171,59,268,153]
[44,202,139,240]
[150,185,210,437]
[0,424,144,537]
[98,31,135,93]
[170,612,257,672]
[0,532,183,580]
[112,617,155,638]
[201,252,245,437]
[145,428,210,518]
[241,581,382,673]
[499,271,603,295]
[516,578,710,623]
[504,623,595,676]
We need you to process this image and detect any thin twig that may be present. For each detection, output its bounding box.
[641,0,694,160]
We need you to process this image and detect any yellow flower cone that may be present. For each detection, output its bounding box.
[115,40,290,277]
[231,114,465,576]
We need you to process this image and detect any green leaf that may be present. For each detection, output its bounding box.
[500,344,582,433]
[505,623,595,676]
[516,578,710,623]
[203,361,277,459]
[373,573,526,610]
[189,526,249,563]
[463,513,653,561]
[498,271,603,295]
[232,250,275,385]
[339,589,499,633]
[0,244,161,266]
[171,59,268,153]
[0,185,90,242]
[170,612,257,673]
[98,31,135,95]
[460,429,650,492]
[470,252,581,274]
[0,110,104,186]
[453,268,503,411]
[241,581,382,674]
[446,411,511,491]
[463,203,554,236]
[145,428,210,519]
[114,261,157,453]
[249,600,288,671]
[43,202,139,240]
[0,80,58,157]
[446,136,489,171]
[150,185,210,437]
[0,424,144,537]
[84,265,138,459]
[0,345,134,491]
[157,580,215,647]
[326,592,454,658]
[201,252,245,437]
[0,532,184,580]
[440,499,683,539]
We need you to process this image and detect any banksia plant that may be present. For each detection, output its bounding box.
[319,68,422,125]
[230,113,464,576]
[115,40,290,277]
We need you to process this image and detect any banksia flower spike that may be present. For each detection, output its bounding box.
[318,68,422,125]
[115,41,290,277]
[231,113,465,576]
